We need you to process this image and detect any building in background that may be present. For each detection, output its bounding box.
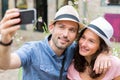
[0,0,8,17]
[0,0,120,41]
[78,0,120,42]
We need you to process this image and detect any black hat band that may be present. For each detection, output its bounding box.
[88,24,108,38]
[54,14,80,22]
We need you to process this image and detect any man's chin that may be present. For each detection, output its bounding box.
[57,45,67,50]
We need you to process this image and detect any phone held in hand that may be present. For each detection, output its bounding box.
[18,8,37,25]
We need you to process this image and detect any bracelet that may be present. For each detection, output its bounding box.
[0,39,13,46]
[0,34,13,46]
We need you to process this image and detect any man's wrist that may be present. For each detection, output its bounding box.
[0,40,13,46]
[0,34,13,46]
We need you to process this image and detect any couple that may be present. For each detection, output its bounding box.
[0,5,120,80]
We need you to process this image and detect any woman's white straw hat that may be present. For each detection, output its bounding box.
[80,17,114,47]
[51,5,84,28]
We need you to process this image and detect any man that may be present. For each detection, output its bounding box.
[0,5,111,80]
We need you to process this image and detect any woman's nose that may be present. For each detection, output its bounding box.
[81,40,87,47]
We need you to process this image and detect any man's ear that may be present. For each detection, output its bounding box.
[48,24,54,33]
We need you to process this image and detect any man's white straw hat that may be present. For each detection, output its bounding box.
[80,17,114,47]
[51,5,84,28]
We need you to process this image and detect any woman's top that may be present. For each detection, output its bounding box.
[67,56,120,80]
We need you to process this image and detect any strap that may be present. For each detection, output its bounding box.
[0,40,13,46]
[59,56,66,80]
[0,34,13,46]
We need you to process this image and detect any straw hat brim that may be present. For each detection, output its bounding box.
[88,27,111,47]
[50,19,85,29]
[79,26,111,47]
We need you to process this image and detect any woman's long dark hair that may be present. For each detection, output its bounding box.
[74,28,109,78]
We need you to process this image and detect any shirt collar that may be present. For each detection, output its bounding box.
[45,34,66,59]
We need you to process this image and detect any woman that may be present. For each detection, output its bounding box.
[67,17,120,80]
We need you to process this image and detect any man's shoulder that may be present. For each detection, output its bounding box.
[26,39,45,45]
[69,41,77,48]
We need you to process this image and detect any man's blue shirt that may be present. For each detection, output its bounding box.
[16,35,76,80]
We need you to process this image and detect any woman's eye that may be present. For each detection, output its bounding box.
[89,39,95,43]
[81,36,85,39]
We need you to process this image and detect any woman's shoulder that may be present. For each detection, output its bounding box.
[68,61,75,72]
[109,56,120,71]
[67,61,81,80]
[102,56,120,80]
[111,56,120,66]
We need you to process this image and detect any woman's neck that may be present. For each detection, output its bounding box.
[85,56,92,65]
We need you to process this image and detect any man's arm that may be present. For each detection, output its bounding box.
[0,46,21,69]
[0,8,21,69]
[93,51,111,74]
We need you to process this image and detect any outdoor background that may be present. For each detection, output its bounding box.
[0,0,120,80]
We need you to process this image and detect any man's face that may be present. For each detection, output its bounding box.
[49,20,78,50]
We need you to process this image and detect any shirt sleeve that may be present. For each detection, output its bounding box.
[15,42,34,67]
[113,56,120,77]
[67,62,74,79]
[105,56,120,79]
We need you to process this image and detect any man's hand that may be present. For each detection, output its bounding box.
[0,8,21,44]
[93,51,111,74]
[0,8,21,69]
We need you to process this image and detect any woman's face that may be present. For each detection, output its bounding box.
[79,29,100,58]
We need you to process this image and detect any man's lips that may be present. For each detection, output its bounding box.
[58,37,69,43]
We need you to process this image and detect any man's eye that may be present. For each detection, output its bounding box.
[70,29,76,33]
[58,24,64,28]
[59,25,64,28]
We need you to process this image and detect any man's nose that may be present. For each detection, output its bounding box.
[63,29,69,36]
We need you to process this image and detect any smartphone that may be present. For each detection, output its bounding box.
[18,8,36,25]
